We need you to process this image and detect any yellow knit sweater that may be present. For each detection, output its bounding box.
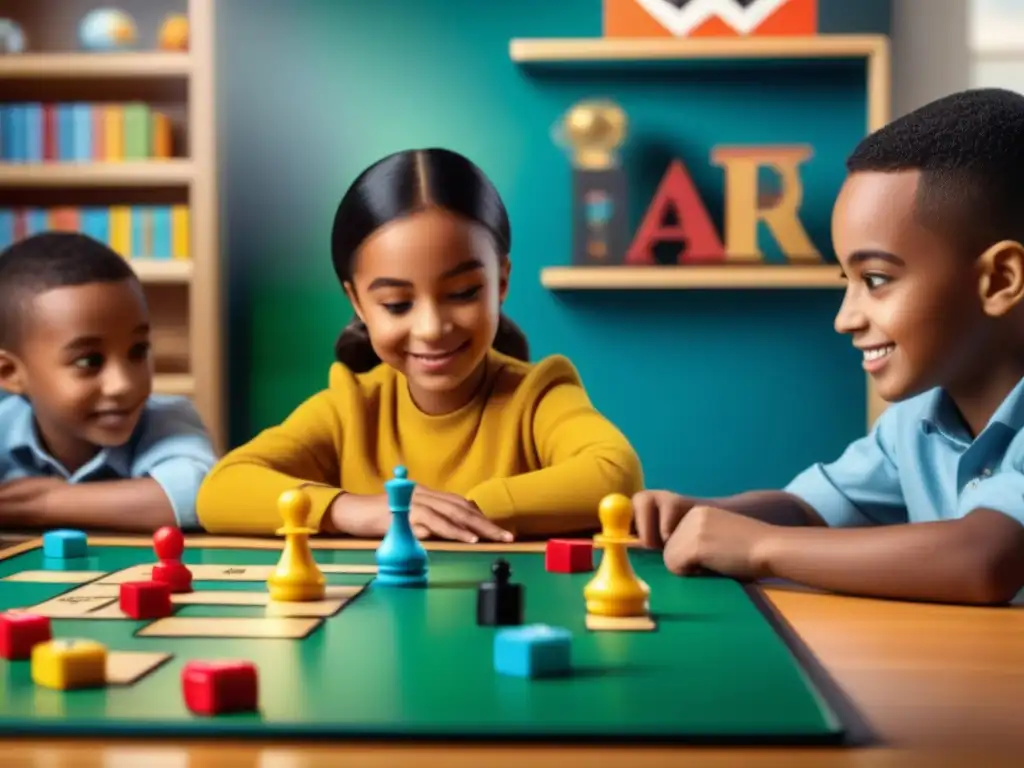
[196,349,643,536]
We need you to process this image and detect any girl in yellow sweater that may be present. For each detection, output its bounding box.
[196,148,643,539]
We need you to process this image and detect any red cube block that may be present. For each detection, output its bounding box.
[545,539,594,573]
[0,611,52,660]
[119,580,172,619]
[182,660,259,715]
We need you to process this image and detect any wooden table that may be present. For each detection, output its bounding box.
[2,555,1022,766]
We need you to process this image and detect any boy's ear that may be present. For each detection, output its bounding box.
[978,240,1024,316]
[0,348,26,395]
[342,282,365,324]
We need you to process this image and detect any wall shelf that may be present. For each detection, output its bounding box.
[541,265,844,290]
[130,259,193,283]
[509,34,887,63]
[154,373,194,396]
[0,52,191,78]
[0,161,194,186]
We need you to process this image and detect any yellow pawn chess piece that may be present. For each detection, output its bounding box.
[583,493,650,617]
[266,488,325,602]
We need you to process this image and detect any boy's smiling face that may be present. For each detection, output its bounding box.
[831,169,992,402]
[0,278,153,473]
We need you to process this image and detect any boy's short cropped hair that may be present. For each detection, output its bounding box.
[845,87,1024,257]
[0,232,137,350]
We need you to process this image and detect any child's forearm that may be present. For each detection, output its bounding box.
[755,508,1024,605]
[3,478,177,531]
[705,490,827,527]
[466,448,643,537]
[196,463,342,535]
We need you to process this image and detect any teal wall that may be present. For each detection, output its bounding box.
[217,0,891,496]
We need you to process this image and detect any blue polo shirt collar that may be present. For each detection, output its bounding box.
[6,399,132,480]
[920,375,1024,446]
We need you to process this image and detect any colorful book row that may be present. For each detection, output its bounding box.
[0,206,190,260]
[0,103,173,162]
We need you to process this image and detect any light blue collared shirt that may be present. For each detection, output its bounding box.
[0,394,216,529]
[785,376,1024,528]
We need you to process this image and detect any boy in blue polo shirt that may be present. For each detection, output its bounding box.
[0,232,216,531]
[634,88,1024,605]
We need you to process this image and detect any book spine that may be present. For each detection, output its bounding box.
[42,104,57,161]
[104,105,124,160]
[151,206,171,259]
[73,103,92,161]
[56,104,75,161]
[109,205,131,256]
[25,208,47,236]
[92,105,106,160]
[171,205,190,259]
[122,102,149,159]
[152,112,172,158]
[0,209,12,249]
[24,103,42,162]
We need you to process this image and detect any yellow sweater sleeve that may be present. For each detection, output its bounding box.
[465,370,644,537]
[196,390,345,534]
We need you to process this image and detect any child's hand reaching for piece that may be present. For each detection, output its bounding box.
[662,505,770,581]
[632,490,700,548]
[329,486,513,543]
[632,490,771,580]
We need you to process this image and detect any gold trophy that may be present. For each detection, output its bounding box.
[554,99,629,265]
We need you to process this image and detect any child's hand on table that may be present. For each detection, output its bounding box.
[329,486,512,543]
[0,477,67,520]
[633,490,770,580]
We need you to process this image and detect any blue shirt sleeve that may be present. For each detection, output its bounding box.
[129,395,218,530]
[784,407,907,527]
[957,440,1024,527]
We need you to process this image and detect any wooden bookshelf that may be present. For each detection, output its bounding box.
[513,34,892,430]
[0,0,224,450]
[540,265,844,290]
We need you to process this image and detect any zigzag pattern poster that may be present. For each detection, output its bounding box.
[603,0,818,37]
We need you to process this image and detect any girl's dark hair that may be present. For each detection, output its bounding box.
[331,147,529,372]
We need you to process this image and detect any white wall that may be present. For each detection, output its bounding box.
[891,0,1024,118]
[890,0,971,117]
[967,0,1024,92]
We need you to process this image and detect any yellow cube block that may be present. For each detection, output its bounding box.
[31,639,107,690]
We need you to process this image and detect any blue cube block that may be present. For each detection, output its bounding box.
[42,529,87,559]
[494,624,571,678]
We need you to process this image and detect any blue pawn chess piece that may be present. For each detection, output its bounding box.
[374,466,428,587]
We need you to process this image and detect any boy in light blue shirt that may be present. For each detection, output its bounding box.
[633,88,1024,605]
[0,232,217,531]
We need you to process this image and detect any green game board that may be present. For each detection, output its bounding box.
[0,537,853,743]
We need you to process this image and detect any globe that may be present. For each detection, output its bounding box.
[0,19,25,53]
[78,8,137,51]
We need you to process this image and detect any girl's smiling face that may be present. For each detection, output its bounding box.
[344,206,510,415]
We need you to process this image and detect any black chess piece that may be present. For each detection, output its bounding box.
[476,558,523,626]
